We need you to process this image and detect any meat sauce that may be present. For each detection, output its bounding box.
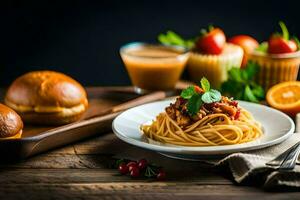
[165,96,240,128]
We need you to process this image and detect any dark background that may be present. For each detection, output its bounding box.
[1,0,299,86]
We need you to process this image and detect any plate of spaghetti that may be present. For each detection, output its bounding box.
[112,78,294,157]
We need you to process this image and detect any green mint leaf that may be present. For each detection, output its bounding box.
[221,81,235,94]
[279,21,289,40]
[166,31,185,46]
[244,61,259,80]
[292,36,300,50]
[251,85,265,99]
[241,70,249,80]
[187,94,202,115]
[180,86,195,99]
[200,77,210,92]
[256,42,268,53]
[201,89,221,104]
[235,91,244,100]
[209,89,222,101]
[244,85,259,103]
[221,80,244,100]
[158,34,171,45]
[228,68,243,82]
[157,31,194,49]
[221,62,265,103]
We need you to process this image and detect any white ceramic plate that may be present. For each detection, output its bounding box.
[112,100,295,158]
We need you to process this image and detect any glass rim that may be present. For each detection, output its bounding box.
[119,42,190,59]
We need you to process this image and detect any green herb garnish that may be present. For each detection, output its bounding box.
[221,62,265,103]
[201,89,222,104]
[180,86,196,99]
[187,93,203,116]
[279,21,290,40]
[158,31,195,49]
[292,36,300,50]
[256,42,268,53]
[180,77,221,116]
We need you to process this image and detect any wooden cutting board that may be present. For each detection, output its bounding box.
[0,87,168,160]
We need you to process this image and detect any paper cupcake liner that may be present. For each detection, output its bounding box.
[187,44,243,89]
[248,54,300,91]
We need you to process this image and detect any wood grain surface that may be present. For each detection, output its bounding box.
[1,133,300,200]
[0,87,299,200]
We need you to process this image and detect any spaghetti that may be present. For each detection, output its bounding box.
[141,108,262,146]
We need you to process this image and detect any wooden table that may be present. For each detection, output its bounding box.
[0,93,300,200]
[0,132,300,200]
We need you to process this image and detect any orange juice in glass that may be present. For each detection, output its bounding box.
[120,43,189,93]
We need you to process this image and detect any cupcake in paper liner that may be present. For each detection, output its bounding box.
[248,50,300,91]
[187,44,244,89]
[246,21,300,91]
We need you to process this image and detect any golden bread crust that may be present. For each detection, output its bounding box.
[0,104,23,138]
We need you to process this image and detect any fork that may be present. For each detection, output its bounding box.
[266,141,300,170]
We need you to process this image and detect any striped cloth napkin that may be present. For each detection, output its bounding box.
[210,133,300,190]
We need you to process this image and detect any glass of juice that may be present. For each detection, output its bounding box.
[120,42,189,94]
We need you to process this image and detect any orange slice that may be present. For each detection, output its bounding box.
[266,81,300,117]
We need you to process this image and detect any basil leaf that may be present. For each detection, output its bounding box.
[201,89,221,103]
[244,85,259,103]
[200,77,210,92]
[187,94,202,115]
[180,86,195,99]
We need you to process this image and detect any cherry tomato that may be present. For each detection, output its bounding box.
[228,35,259,67]
[194,86,204,93]
[195,28,226,55]
[130,167,140,178]
[118,163,129,175]
[137,159,148,170]
[268,36,297,54]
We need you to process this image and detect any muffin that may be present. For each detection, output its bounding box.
[181,26,244,89]
[248,22,300,91]
[187,43,243,89]
[248,51,300,90]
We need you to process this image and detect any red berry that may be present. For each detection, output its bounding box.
[127,161,137,171]
[157,170,166,181]
[194,86,204,93]
[118,163,129,175]
[137,159,148,170]
[130,167,140,178]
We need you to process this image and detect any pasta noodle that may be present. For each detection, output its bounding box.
[141,108,262,146]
